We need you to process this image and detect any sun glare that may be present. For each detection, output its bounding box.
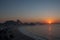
[48,20,52,24]
[45,19,54,24]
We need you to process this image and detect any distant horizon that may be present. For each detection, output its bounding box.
[0,17,60,23]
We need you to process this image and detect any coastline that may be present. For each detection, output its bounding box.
[18,25,48,40]
[12,26,35,40]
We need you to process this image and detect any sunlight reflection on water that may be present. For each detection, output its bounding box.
[48,25,52,40]
[18,24,60,40]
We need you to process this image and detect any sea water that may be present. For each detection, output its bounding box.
[18,24,60,40]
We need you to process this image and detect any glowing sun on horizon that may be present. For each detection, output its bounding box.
[48,20,52,24]
[45,19,54,24]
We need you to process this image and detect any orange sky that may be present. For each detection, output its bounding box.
[0,17,60,23]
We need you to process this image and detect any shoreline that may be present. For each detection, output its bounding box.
[12,26,35,40]
[18,26,48,40]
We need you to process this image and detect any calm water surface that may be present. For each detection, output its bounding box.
[18,24,60,40]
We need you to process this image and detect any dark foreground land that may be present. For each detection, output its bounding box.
[0,20,35,40]
[0,25,35,40]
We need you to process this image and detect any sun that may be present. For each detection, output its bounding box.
[47,19,54,24]
[45,19,53,24]
[48,20,52,24]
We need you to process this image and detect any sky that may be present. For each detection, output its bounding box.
[0,0,60,23]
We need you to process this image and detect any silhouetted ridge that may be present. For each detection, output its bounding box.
[17,19,23,24]
[3,20,23,26]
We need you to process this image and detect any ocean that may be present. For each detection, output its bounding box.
[18,24,60,40]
